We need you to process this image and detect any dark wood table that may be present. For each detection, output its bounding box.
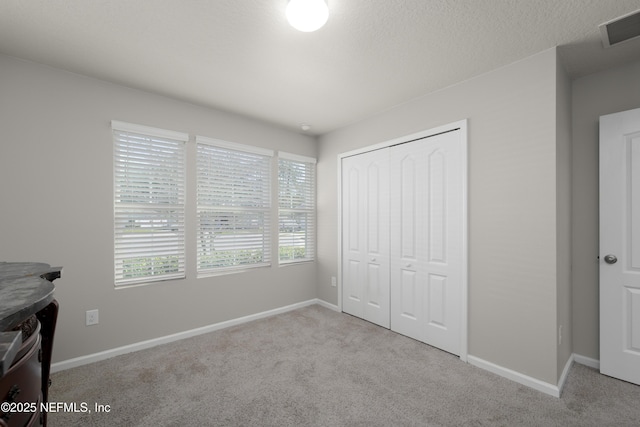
[0,262,61,427]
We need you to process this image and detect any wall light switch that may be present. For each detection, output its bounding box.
[331,276,337,287]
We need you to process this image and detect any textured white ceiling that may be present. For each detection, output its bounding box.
[1,0,640,135]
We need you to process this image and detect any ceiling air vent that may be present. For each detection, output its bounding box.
[599,9,640,48]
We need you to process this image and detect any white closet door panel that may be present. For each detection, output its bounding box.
[368,164,382,253]
[399,270,419,320]
[342,150,390,328]
[364,150,390,327]
[390,130,463,355]
[394,267,421,341]
[391,147,426,342]
[400,154,418,260]
[342,159,364,318]
[428,150,446,263]
[427,274,447,327]
[365,262,388,326]
[347,168,360,252]
[344,259,363,315]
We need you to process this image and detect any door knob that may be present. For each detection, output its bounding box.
[405,263,412,268]
[604,254,617,264]
[370,258,376,262]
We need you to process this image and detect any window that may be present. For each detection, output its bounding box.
[196,136,273,275]
[112,121,187,286]
[278,153,316,263]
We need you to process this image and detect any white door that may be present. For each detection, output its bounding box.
[600,108,640,386]
[341,148,390,328]
[390,130,464,355]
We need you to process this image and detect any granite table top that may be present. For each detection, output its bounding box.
[0,262,61,376]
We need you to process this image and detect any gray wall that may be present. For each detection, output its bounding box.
[571,59,640,360]
[0,54,317,363]
[556,56,573,376]
[317,48,565,384]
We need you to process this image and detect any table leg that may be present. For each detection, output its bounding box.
[36,300,58,427]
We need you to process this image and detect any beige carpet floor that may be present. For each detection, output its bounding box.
[48,305,640,426]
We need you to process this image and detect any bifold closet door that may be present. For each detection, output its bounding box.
[389,130,464,355]
[341,149,390,328]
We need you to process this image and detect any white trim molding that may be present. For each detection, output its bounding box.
[111,120,188,142]
[195,135,274,157]
[52,299,327,373]
[557,354,574,397]
[278,151,317,164]
[573,353,600,370]
[315,299,340,312]
[467,355,569,398]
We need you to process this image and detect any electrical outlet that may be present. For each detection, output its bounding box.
[331,276,337,287]
[86,309,99,326]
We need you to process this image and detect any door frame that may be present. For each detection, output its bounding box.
[336,119,469,362]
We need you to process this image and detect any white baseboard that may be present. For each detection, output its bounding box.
[467,355,562,398]
[467,354,581,398]
[51,298,322,373]
[557,354,574,396]
[573,353,600,370]
[315,299,340,312]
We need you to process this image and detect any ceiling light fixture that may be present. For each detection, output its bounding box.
[286,0,329,32]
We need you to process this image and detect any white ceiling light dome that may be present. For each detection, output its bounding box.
[286,0,329,32]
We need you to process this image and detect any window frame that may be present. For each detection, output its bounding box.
[278,152,317,264]
[195,135,274,277]
[112,120,187,286]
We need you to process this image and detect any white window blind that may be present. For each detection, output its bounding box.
[196,136,273,275]
[112,121,187,286]
[278,152,316,263]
